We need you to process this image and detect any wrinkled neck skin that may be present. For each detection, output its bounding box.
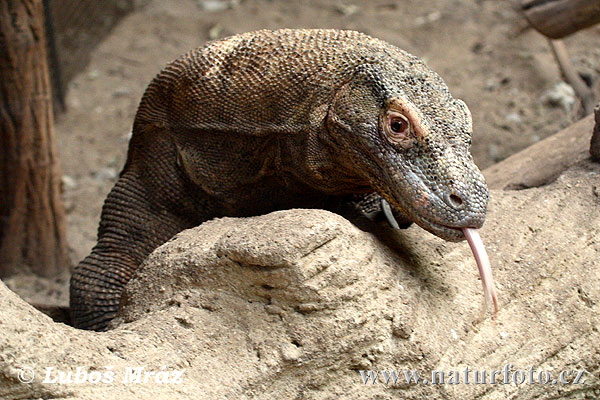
[281,125,373,195]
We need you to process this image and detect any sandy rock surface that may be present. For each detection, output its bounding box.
[1,160,599,399]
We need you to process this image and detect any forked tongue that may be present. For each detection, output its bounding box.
[462,227,498,315]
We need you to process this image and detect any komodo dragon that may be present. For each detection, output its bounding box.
[70,29,491,331]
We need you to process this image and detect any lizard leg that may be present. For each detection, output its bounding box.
[70,133,204,331]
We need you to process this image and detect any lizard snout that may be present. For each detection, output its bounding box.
[405,175,488,241]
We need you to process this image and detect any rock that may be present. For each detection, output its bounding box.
[113,87,132,97]
[194,0,239,12]
[61,175,78,190]
[415,11,442,26]
[123,130,133,142]
[280,342,302,362]
[1,162,600,399]
[88,69,100,79]
[208,23,223,40]
[92,167,118,181]
[487,142,501,162]
[484,78,498,91]
[335,3,359,16]
[505,112,522,125]
[541,82,576,112]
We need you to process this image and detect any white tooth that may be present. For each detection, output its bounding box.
[463,227,498,315]
[381,199,400,229]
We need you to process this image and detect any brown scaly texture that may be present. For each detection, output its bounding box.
[70,29,488,330]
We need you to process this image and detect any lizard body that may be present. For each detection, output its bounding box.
[70,29,488,330]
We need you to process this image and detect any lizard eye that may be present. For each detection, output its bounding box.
[390,118,409,134]
[385,112,411,143]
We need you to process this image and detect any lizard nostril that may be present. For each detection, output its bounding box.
[448,193,464,209]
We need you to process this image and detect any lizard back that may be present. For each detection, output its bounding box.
[133,29,422,137]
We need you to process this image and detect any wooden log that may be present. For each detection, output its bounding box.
[0,0,68,277]
[521,0,600,39]
[591,103,600,160]
[484,114,594,190]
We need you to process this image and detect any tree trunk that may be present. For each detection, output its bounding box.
[0,0,68,277]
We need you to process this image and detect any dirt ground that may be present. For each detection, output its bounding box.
[4,0,600,306]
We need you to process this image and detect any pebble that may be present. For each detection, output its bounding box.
[505,112,522,125]
[62,175,78,190]
[540,82,576,112]
[487,143,501,162]
[265,304,283,315]
[415,11,441,26]
[335,3,359,16]
[113,87,132,97]
[484,78,497,91]
[208,24,223,40]
[280,342,302,362]
[391,314,412,339]
[195,0,239,12]
[93,167,118,181]
[297,303,322,313]
[450,328,458,340]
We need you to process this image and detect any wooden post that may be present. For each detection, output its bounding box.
[547,39,595,115]
[521,0,600,39]
[591,103,600,160]
[0,0,68,277]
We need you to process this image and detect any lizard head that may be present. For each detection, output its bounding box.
[326,60,488,242]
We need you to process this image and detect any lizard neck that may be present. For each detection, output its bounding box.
[282,128,371,195]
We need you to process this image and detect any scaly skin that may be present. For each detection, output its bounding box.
[70,29,488,330]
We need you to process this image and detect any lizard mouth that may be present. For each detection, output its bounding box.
[419,219,467,242]
[382,194,471,241]
[372,164,487,242]
[380,192,474,242]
